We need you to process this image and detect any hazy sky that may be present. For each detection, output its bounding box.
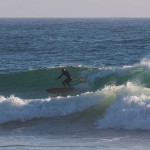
[0,0,150,18]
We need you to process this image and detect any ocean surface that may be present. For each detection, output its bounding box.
[0,18,150,149]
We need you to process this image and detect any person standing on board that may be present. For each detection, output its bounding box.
[55,68,72,87]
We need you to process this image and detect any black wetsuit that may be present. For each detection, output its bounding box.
[57,70,72,87]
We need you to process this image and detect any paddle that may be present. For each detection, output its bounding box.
[73,78,85,82]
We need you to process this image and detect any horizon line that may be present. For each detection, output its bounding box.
[0,17,150,19]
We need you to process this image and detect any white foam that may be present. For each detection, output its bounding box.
[140,58,150,68]
[0,91,104,124]
[97,82,150,130]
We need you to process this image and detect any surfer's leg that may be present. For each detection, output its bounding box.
[62,80,66,87]
[66,78,72,87]
[66,82,71,87]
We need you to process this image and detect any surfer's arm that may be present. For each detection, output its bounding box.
[55,73,63,80]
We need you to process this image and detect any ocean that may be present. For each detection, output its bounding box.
[0,18,150,149]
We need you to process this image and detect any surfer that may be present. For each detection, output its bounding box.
[55,68,72,87]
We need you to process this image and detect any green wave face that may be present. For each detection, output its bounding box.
[0,64,149,99]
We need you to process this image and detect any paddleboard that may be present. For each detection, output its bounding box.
[46,87,74,93]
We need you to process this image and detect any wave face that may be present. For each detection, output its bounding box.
[1,59,150,97]
[0,66,88,98]
[0,59,150,130]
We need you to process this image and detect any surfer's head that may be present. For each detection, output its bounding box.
[61,68,65,72]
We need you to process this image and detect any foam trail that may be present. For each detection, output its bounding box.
[0,91,104,124]
[97,82,150,130]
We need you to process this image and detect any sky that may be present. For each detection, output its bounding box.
[0,0,150,18]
